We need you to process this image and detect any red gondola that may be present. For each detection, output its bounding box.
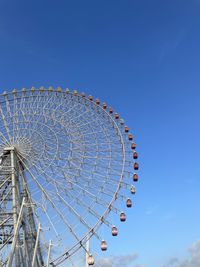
[109,107,113,114]
[103,103,107,109]
[126,198,132,208]
[101,240,107,251]
[128,134,133,141]
[133,152,138,159]
[131,143,136,149]
[112,226,118,236]
[115,113,119,119]
[125,126,129,133]
[120,212,126,222]
[96,99,100,105]
[134,162,139,170]
[133,173,138,181]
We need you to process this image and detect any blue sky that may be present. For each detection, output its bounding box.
[0,0,200,266]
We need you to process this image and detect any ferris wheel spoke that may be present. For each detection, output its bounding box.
[30,162,98,204]
[41,205,60,238]
[19,156,85,245]
[68,257,77,267]
[79,172,129,193]
[71,165,129,188]
[64,155,131,166]
[54,185,101,242]
[4,94,13,127]
[62,186,112,228]
[7,109,89,151]
[39,92,55,110]
[44,98,76,125]
[12,95,21,141]
[67,159,124,178]
[10,150,128,204]
[65,108,92,127]
[75,166,130,190]
[0,131,9,147]
[61,159,122,193]
[69,114,101,129]
[61,173,121,215]
[0,105,12,144]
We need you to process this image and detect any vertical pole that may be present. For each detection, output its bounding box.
[7,198,25,267]
[22,219,31,266]
[21,170,32,266]
[20,168,44,266]
[10,147,20,267]
[31,223,41,267]
[46,240,52,267]
[85,238,89,267]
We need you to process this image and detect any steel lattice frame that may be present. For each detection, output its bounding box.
[0,87,139,267]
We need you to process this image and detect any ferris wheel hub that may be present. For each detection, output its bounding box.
[3,146,15,151]
[3,140,33,165]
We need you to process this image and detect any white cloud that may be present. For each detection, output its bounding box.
[95,240,200,267]
[97,258,113,267]
[97,251,138,267]
[163,240,200,267]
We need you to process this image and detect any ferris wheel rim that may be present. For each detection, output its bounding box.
[0,87,137,266]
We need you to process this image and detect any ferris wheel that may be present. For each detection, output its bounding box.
[0,87,139,267]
